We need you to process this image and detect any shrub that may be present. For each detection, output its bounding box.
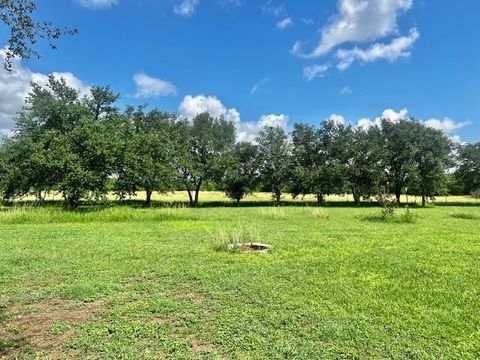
[363,205,418,224]
[376,191,396,220]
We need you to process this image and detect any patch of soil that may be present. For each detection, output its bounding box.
[0,298,103,359]
[190,335,218,356]
[175,291,205,305]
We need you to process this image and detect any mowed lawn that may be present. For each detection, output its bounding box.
[1,204,479,359]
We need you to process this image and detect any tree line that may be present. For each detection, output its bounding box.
[0,77,479,208]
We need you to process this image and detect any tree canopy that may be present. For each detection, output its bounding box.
[1,0,77,70]
[0,77,472,208]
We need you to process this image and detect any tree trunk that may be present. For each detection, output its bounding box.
[145,189,152,207]
[352,189,361,206]
[316,193,324,207]
[274,190,281,205]
[36,190,45,204]
[395,188,401,204]
[193,181,202,207]
[422,195,426,207]
[186,188,194,207]
[65,194,80,209]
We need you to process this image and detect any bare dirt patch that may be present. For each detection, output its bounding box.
[175,290,206,305]
[0,298,103,358]
[190,334,219,356]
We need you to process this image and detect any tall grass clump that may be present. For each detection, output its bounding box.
[362,190,418,224]
[311,208,329,220]
[214,225,262,253]
[395,206,418,223]
[0,206,197,224]
[260,207,286,220]
[364,206,418,224]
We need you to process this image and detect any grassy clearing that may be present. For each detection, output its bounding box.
[1,202,480,358]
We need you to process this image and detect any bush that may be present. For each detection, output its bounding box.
[376,191,396,220]
[363,206,418,224]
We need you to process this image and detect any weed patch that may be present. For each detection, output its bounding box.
[260,207,286,220]
[450,212,480,220]
[363,207,418,224]
[311,208,329,219]
[214,225,267,253]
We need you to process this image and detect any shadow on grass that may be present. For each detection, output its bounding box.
[450,212,480,220]
[361,214,419,224]
[2,199,479,211]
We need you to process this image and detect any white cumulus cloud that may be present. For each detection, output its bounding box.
[178,94,288,143]
[355,109,470,142]
[300,0,413,57]
[178,95,240,124]
[133,73,177,98]
[237,114,289,143]
[258,114,289,129]
[423,117,471,133]
[378,108,409,122]
[356,108,409,129]
[0,48,89,133]
[328,114,345,126]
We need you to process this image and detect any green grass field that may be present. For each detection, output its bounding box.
[1,200,480,359]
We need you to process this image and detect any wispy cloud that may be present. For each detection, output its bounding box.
[340,86,352,95]
[250,77,270,95]
[303,63,331,80]
[133,73,177,98]
[262,1,286,17]
[174,0,200,17]
[337,28,420,70]
[76,0,118,9]
[277,17,293,29]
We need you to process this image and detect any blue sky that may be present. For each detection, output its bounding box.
[0,0,479,142]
